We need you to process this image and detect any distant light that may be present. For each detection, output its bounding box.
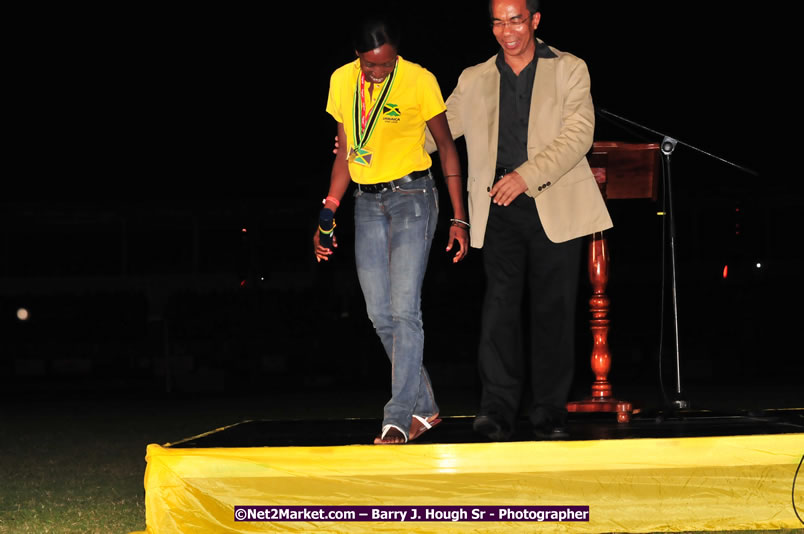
[241,228,247,233]
[735,208,740,212]
[260,277,264,281]
[722,265,728,279]
[657,211,666,216]
[17,308,30,321]
[240,280,247,287]
[756,263,762,269]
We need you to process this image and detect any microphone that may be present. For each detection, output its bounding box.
[319,208,335,249]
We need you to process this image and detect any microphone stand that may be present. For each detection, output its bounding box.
[661,137,686,409]
[595,109,758,411]
[598,109,759,177]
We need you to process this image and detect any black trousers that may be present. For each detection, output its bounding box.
[478,195,582,428]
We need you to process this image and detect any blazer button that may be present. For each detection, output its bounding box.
[538,186,543,191]
[487,186,491,192]
[546,181,551,186]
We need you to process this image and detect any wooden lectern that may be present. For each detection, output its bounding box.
[566,142,660,423]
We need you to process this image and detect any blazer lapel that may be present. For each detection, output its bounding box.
[528,53,556,154]
[479,59,500,173]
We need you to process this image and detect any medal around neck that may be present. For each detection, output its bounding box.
[349,59,399,168]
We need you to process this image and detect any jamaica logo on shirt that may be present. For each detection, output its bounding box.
[382,103,401,123]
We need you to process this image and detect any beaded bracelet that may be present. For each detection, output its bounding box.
[319,221,337,235]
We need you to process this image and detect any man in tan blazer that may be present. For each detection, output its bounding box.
[428,0,612,440]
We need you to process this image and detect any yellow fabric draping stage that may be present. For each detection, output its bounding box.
[133,425,804,533]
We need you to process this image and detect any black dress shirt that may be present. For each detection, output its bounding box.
[495,42,558,170]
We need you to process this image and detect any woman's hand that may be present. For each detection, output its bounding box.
[446,224,469,263]
[313,231,337,262]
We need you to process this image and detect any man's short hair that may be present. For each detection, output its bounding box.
[488,0,540,18]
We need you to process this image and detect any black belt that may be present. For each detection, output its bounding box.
[357,169,430,194]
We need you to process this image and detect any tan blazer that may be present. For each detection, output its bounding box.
[428,43,613,247]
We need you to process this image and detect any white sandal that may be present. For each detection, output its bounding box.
[374,424,408,444]
[409,414,442,441]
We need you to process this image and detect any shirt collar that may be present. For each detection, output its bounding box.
[534,40,557,58]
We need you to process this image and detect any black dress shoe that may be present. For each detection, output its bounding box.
[473,415,513,441]
[531,423,569,440]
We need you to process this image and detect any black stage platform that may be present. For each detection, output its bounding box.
[169,408,804,448]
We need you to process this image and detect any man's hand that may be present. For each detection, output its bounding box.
[489,171,528,206]
[446,225,469,263]
[313,231,338,262]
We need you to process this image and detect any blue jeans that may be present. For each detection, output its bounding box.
[354,173,439,436]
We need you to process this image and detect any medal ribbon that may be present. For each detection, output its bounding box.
[351,59,398,154]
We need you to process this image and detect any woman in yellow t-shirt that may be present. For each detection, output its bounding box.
[313,14,468,444]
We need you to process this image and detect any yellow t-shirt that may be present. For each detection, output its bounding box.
[326,56,447,184]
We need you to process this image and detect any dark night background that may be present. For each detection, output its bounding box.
[2,2,796,410]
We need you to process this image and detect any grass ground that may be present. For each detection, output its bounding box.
[0,385,801,533]
[0,388,396,534]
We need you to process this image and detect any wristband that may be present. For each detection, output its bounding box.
[322,196,340,207]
